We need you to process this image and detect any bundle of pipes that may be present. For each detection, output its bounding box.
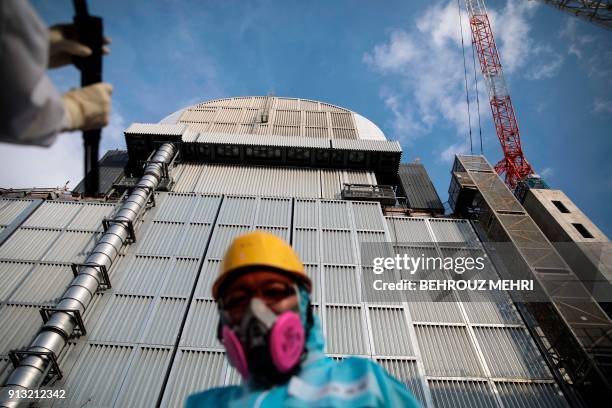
[0,143,176,407]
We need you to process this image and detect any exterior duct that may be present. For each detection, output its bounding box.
[0,143,176,407]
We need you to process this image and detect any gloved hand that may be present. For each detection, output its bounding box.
[48,24,111,69]
[61,83,113,131]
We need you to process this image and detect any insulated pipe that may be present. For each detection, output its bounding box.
[0,143,176,407]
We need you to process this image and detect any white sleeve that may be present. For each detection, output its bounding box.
[0,0,65,147]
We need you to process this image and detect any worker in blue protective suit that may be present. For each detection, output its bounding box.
[186,231,421,408]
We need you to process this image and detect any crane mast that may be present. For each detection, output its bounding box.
[464,0,534,188]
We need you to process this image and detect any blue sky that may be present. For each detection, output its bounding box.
[2,0,610,236]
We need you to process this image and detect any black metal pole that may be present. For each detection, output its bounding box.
[72,0,104,195]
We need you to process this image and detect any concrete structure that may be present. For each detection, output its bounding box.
[0,97,571,407]
[522,188,608,242]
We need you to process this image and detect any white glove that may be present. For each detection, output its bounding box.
[48,24,111,69]
[61,83,113,131]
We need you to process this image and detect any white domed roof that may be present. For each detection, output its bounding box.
[160,96,386,141]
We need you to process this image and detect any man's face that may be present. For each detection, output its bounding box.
[221,270,299,325]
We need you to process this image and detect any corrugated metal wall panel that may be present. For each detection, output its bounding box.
[321,230,355,264]
[226,365,242,385]
[173,164,201,192]
[386,217,433,242]
[286,168,321,198]
[194,166,290,197]
[217,196,257,225]
[462,302,522,325]
[9,263,72,304]
[114,346,173,408]
[377,359,426,405]
[67,203,116,231]
[495,381,568,408]
[0,199,33,226]
[304,264,320,303]
[154,194,201,223]
[474,327,551,379]
[428,380,498,408]
[160,257,201,298]
[428,219,479,244]
[415,325,483,377]
[305,111,327,127]
[161,350,226,408]
[136,222,185,256]
[0,261,34,302]
[21,202,81,229]
[42,231,97,263]
[326,306,368,354]
[257,197,291,226]
[339,170,377,185]
[194,259,222,299]
[55,343,133,408]
[256,226,290,241]
[142,298,187,346]
[304,126,329,138]
[113,256,171,296]
[330,112,353,128]
[352,202,385,230]
[331,139,401,152]
[189,195,223,224]
[125,123,186,135]
[409,301,465,324]
[88,295,154,343]
[206,225,251,259]
[398,163,444,212]
[320,170,340,199]
[181,224,213,257]
[324,265,359,304]
[292,228,318,263]
[320,201,351,229]
[337,127,358,140]
[0,228,59,260]
[180,299,220,348]
[275,110,301,126]
[275,98,299,110]
[0,305,41,356]
[369,308,413,355]
[294,199,317,228]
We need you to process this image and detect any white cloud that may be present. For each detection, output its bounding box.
[440,142,469,163]
[559,18,595,60]
[559,18,612,86]
[362,31,418,73]
[593,98,612,114]
[525,45,564,80]
[363,0,558,162]
[0,132,82,189]
[0,107,127,190]
[540,167,554,179]
[489,1,539,74]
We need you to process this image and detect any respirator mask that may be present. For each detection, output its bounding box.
[218,285,309,386]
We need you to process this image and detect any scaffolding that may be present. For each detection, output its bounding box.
[448,154,612,407]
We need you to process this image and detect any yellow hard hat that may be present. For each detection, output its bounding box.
[212,230,311,300]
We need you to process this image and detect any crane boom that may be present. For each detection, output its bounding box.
[464,0,534,188]
[537,0,612,30]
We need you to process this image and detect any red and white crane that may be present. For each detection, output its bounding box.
[464,0,534,188]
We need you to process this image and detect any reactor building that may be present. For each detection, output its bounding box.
[0,96,610,407]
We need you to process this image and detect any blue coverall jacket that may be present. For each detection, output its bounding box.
[186,313,422,407]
